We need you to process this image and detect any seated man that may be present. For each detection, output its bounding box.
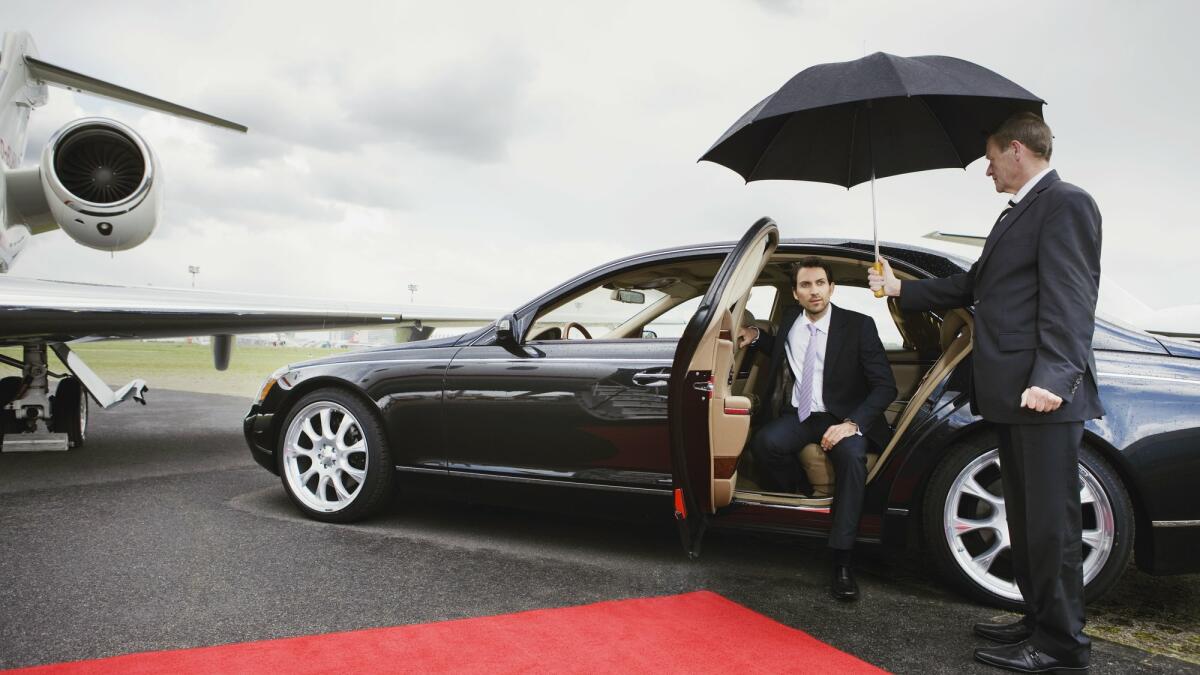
[738,257,897,601]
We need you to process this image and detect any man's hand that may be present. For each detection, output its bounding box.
[736,325,759,349]
[821,422,858,451]
[1020,386,1063,413]
[867,257,902,297]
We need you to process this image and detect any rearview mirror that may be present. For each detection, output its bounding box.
[611,289,645,304]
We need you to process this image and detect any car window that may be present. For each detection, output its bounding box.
[745,285,778,324]
[829,285,905,350]
[643,285,777,339]
[528,284,671,340]
[643,296,700,338]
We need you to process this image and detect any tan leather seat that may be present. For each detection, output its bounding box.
[798,309,973,496]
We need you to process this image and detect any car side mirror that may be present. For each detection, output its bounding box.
[641,329,658,339]
[496,315,518,345]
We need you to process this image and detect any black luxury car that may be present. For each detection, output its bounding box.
[245,219,1200,609]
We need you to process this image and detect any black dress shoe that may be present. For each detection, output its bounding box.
[974,641,1088,673]
[974,618,1034,644]
[830,564,858,601]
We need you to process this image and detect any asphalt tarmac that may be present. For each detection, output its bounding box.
[0,390,1193,673]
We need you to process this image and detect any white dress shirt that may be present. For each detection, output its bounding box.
[1012,166,1052,205]
[784,306,832,413]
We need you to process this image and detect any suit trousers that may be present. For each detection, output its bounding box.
[750,410,871,550]
[998,421,1090,658]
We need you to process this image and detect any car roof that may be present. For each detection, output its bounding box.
[589,237,972,279]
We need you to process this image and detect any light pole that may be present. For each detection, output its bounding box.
[188,265,199,288]
[407,283,419,303]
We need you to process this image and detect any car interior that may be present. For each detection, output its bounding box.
[523,251,975,510]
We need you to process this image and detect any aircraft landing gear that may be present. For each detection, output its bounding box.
[50,376,88,448]
[0,344,66,451]
[0,342,142,452]
[0,375,23,450]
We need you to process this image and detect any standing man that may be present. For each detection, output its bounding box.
[740,257,897,602]
[870,112,1102,673]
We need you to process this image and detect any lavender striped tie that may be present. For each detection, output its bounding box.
[795,323,818,422]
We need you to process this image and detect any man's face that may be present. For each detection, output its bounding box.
[792,266,833,315]
[984,139,1021,194]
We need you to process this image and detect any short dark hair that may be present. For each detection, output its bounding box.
[791,257,834,288]
[989,112,1053,160]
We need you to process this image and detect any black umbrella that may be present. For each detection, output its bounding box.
[701,52,1044,292]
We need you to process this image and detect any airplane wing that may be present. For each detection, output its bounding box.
[0,276,500,450]
[24,56,247,133]
[0,276,497,345]
[923,231,986,247]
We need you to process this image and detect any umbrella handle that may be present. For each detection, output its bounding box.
[871,262,885,298]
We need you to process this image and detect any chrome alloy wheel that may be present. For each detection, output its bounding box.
[942,448,1116,602]
[282,401,369,513]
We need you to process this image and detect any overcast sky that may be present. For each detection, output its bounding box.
[5,0,1198,322]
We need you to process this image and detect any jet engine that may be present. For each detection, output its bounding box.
[40,118,160,251]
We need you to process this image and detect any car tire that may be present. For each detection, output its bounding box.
[922,431,1133,610]
[50,377,88,448]
[277,388,393,523]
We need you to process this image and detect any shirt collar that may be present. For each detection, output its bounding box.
[802,305,833,333]
[1012,166,1053,205]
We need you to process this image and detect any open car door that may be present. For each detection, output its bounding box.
[669,217,779,557]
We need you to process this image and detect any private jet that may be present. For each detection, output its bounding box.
[0,31,495,451]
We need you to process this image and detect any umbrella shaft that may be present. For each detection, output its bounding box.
[865,101,879,260]
[871,169,878,259]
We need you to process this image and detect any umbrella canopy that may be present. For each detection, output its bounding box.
[700,52,1044,187]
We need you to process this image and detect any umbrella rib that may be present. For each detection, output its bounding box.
[915,95,967,168]
[745,115,794,183]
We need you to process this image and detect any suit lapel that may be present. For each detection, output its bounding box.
[777,306,801,340]
[822,305,847,389]
[773,305,801,363]
[975,170,1060,275]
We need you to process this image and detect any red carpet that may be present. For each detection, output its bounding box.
[4,591,885,674]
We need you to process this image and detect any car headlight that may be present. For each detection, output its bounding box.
[255,366,292,404]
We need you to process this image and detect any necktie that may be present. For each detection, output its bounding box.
[795,323,818,423]
[997,199,1017,223]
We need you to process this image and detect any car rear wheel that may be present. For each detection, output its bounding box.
[278,388,393,523]
[922,432,1133,610]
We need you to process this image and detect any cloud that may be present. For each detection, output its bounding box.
[352,48,536,161]
[752,0,808,15]
[4,0,1198,326]
[201,44,536,168]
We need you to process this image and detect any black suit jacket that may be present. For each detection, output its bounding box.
[899,170,1105,424]
[755,304,898,449]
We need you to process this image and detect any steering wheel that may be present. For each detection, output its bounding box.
[564,322,593,339]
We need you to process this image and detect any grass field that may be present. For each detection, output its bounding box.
[0,341,349,401]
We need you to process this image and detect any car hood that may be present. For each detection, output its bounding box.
[289,332,474,369]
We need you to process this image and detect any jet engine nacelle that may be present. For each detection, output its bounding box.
[40,118,160,251]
